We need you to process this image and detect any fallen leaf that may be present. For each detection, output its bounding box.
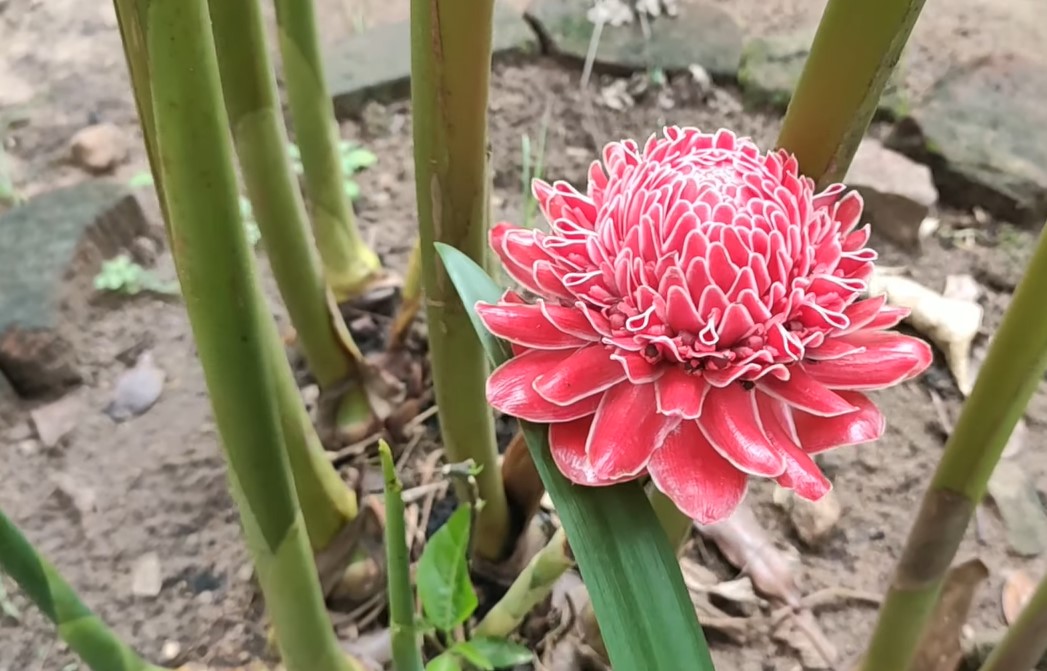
[696,501,801,606]
[106,351,165,422]
[911,558,990,671]
[773,611,836,669]
[987,460,1047,557]
[1002,569,1037,624]
[868,270,983,395]
[31,394,85,447]
[774,487,842,547]
[132,552,163,597]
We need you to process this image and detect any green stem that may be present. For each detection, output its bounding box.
[379,442,425,671]
[0,511,166,671]
[142,1,350,668]
[409,0,512,561]
[474,528,573,638]
[208,0,365,392]
[273,0,381,300]
[776,0,926,186]
[861,223,1047,670]
[978,572,1047,671]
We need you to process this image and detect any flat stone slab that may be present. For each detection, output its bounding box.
[326,2,538,117]
[887,54,1047,224]
[0,181,156,397]
[738,30,907,119]
[527,0,742,81]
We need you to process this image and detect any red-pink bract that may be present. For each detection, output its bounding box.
[477,127,932,524]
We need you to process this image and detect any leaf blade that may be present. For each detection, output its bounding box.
[416,505,478,631]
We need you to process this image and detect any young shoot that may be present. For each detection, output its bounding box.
[93,254,178,296]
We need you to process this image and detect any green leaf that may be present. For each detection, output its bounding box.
[128,171,155,188]
[343,180,361,201]
[456,638,533,669]
[433,244,514,366]
[416,505,477,631]
[435,245,715,671]
[344,147,378,172]
[426,653,463,671]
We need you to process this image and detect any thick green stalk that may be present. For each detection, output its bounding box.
[776,0,926,186]
[142,1,350,669]
[272,0,380,300]
[979,572,1047,671]
[208,0,367,392]
[861,223,1047,671]
[474,528,573,638]
[409,0,512,561]
[0,510,166,671]
[379,442,425,671]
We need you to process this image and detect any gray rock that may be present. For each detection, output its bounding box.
[0,182,156,397]
[528,0,741,81]
[326,2,538,117]
[886,54,1047,224]
[738,30,907,119]
[845,138,938,252]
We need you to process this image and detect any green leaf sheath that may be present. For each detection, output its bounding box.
[776,0,926,186]
[978,571,1047,671]
[208,0,359,390]
[862,221,1047,671]
[273,0,380,298]
[0,511,164,671]
[417,505,478,631]
[435,244,715,671]
[409,0,512,561]
[379,443,425,671]
[141,0,350,669]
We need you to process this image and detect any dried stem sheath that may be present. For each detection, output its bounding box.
[776,0,926,186]
[409,0,512,561]
[861,223,1047,670]
[273,0,381,300]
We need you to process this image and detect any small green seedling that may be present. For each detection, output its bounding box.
[288,140,377,202]
[417,506,534,671]
[93,254,179,296]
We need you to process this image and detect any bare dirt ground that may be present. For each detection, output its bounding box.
[2,1,1047,670]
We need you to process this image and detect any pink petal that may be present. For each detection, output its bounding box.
[805,332,933,390]
[648,421,748,524]
[490,223,551,295]
[699,384,786,477]
[534,344,627,405]
[549,416,622,486]
[585,382,677,480]
[793,391,884,454]
[487,350,602,422]
[757,365,857,417]
[611,352,665,384]
[655,367,709,419]
[756,394,831,500]
[476,302,589,349]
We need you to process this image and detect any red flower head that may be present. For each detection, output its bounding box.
[476,127,932,524]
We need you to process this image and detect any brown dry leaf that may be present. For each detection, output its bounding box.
[774,487,842,547]
[1002,569,1037,624]
[696,501,801,606]
[911,558,990,671]
[773,610,837,670]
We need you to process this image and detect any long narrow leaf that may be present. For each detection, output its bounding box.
[435,243,714,671]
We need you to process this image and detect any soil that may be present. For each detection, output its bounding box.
[3,1,1047,671]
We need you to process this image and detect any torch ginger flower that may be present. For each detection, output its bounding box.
[477,127,932,524]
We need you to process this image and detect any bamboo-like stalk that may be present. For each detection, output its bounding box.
[141,1,352,668]
[272,0,380,301]
[0,510,166,671]
[208,0,371,395]
[979,572,1047,671]
[409,0,512,561]
[861,223,1047,671]
[378,442,425,671]
[389,239,423,349]
[473,528,573,638]
[776,0,926,187]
